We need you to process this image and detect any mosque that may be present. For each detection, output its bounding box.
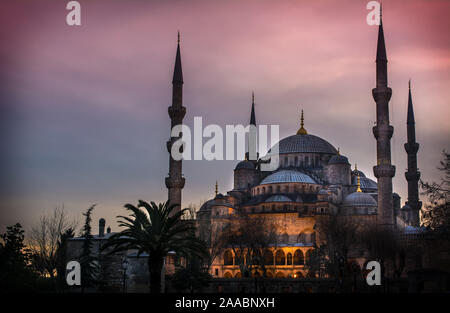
[165,15,423,279]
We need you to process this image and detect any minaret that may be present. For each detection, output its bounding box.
[404,80,421,226]
[165,32,186,213]
[372,10,396,229]
[246,92,258,161]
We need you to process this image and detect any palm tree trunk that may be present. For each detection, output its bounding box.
[148,256,164,293]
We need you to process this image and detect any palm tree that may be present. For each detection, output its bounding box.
[102,200,208,293]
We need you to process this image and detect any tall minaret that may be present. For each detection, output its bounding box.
[372,10,396,229]
[165,32,186,213]
[404,81,422,226]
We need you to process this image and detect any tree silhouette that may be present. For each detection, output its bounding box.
[102,200,208,293]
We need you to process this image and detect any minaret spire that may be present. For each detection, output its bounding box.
[166,32,186,214]
[372,10,395,229]
[246,92,258,161]
[173,31,183,84]
[250,91,256,126]
[404,80,421,226]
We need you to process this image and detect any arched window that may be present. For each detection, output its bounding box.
[305,250,313,264]
[224,250,233,266]
[275,272,285,278]
[277,186,281,193]
[297,232,307,244]
[266,271,273,278]
[294,156,298,165]
[272,205,276,211]
[224,272,232,278]
[305,156,309,166]
[269,186,273,193]
[263,250,274,265]
[262,187,266,194]
[284,157,288,166]
[293,249,304,265]
[275,250,285,265]
[286,253,292,265]
[235,272,242,278]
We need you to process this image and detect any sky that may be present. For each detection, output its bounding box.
[0,0,449,235]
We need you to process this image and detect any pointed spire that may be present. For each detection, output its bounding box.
[354,163,358,171]
[296,109,308,135]
[250,91,256,126]
[356,174,362,192]
[215,180,218,196]
[407,79,415,125]
[376,5,387,62]
[172,31,183,84]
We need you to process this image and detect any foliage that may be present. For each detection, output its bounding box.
[28,206,77,278]
[0,223,38,292]
[420,151,450,238]
[102,200,209,293]
[172,257,212,293]
[80,205,99,290]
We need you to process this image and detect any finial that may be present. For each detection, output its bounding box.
[215,180,218,196]
[252,91,254,104]
[337,147,340,155]
[177,31,180,44]
[296,109,308,135]
[356,174,362,192]
[354,163,358,171]
[408,79,411,90]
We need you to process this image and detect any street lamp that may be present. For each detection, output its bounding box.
[122,258,129,293]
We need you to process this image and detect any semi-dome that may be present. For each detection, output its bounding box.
[328,154,350,165]
[268,134,338,155]
[352,176,377,190]
[265,195,292,202]
[352,169,366,178]
[359,177,377,190]
[343,192,377,207]
[235,160,255,170]
[260,170,316,185]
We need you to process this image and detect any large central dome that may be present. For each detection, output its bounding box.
[269,134,338,155]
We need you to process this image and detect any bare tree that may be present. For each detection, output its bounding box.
[218,212,279,278]
[314,215,361,278]
[28,206,78,278]
[421,151,450,237]
[360,225,407,280]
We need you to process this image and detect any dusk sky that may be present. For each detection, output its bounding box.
[0,0,449,234]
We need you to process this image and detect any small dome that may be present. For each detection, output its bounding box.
[352,169,366,178]
[265,195,292,202]
[343,192,377,207]
[235,160,255,170]
[267,134,338,155]
[328,154,350,165]
[260,170,316,185]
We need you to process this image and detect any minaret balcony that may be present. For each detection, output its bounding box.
[165,177,185,189]
[404,142,419,154]
[405,171,421,181]
[168,106,186,120]
[372,87,392,102]
[372,124,394,139]
[373,164,395,178]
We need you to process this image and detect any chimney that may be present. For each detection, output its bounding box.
[99,218,105,237]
